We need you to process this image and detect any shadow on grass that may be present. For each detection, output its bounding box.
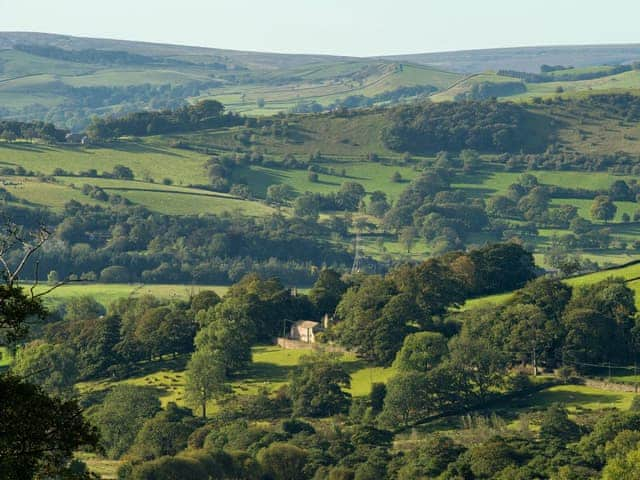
[499,388,624,411]
[103,141,186,158]
[0,142,51,153]
[240,361,298,385]
[234,167,291,197]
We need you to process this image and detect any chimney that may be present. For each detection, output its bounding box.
[323,314,330,329]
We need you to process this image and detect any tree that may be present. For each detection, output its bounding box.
[190,290,221,317]
[0,374,99,480]
[503,303,553,375]
[88,385,161,458]
[393,331,448,372]
[256,98,266,108]
[289,354,351,417]
[460,149,481,172]
[128,403,195,460]
[266,184,295,205]
[64,295,106,321]
[467,437,520,479]
[194,300,253,374]
[112,164,134,180]
[335,277,414,365]
[539,404,581,443]
[293,194,320,221]
[391,171,402,183]
[12,341,79,399]
[381,371,430,426]
[399,226,417,253]
[448,334,508,402]
[99,265,130,282]
[258,443,308,480]
[591,195,617,223]
[1,129,17,143]
[609,180,632,201]
[308,268,347,316]
[603,445,640,480]
[47,270,60,285]
[390,260,466,328]
[336,182,366,211]
[397,434,465,480]
[184,350,229,419]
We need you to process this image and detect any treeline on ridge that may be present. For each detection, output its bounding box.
[381,100,553,154]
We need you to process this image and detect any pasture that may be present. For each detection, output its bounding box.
[30,283,229,309]
[78,345,396,410]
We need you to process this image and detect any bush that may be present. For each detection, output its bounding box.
[99,265,130,283]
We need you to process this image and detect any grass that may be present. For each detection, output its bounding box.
[463,260,640,311]
[0,347,13,368]
[29,283,229,309]
[78,345,396,412]
[76,453,120,480]
[519,384,635,412]
[0,140,209,185]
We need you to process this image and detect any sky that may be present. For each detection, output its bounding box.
[1,0,639,57]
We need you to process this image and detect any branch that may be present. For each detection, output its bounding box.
[31,279,90,299]
[10,227,50,283]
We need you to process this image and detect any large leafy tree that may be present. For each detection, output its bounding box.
[289,354,351,417]
[334,276,414,365]
[0,374,99,480]
[184,350,229,419]
[0,225,99,478]
[591,195,617,223]
[393,331,448,372]
[390,260,466,328]
[88,385,161,458]
[11,340,79,398]
[308,268,347,316]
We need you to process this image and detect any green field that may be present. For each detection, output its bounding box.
[29,283,229,309]
[463,261,640,311]
[78,345,395,410]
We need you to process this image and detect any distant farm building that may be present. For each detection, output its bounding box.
[290,320,322,343]
[289,314,331,344]
[65,133,89,144]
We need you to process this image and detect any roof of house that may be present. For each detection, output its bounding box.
[293,320,320,329]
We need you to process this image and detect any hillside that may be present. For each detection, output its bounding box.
[388,43,640,73]
[0,32,463,130]
[4,33,640,132]
[2,93,640,286]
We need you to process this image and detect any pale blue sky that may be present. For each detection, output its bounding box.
[1,0,639,56]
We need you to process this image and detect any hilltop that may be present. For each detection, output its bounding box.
[3,32,640,131]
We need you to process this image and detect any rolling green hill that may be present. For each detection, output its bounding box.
[3,32,640,132]
[3,92,640,272]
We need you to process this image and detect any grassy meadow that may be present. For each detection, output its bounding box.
[78,345,396,410]
[29,283,229,310]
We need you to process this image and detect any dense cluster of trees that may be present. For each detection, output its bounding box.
[381,100,552,153]
[86,100,243,139]
[14,44,194,66]
[328,243,535,365]
[455,81,527,101]
[10,227,640,479]
[499,64,632,83]
[0,118,67,142]
[0,201,352,285]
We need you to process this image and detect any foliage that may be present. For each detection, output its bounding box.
[87,385,161,459]
[184,349,229,419]
[0,373,99,480]
[11,340,79,398]
[382,100,551,154]
[289,354,352,417]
